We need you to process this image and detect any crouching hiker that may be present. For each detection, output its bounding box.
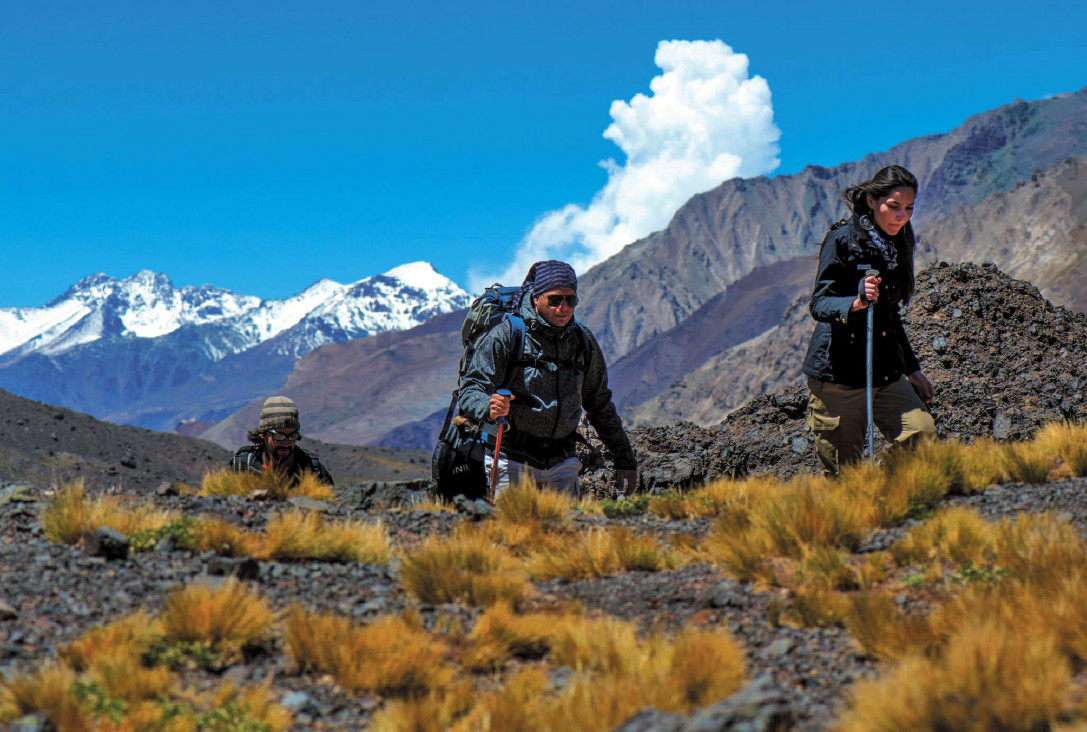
[802,165,936,477]
[457,260,637,498]
[230,396,334,486]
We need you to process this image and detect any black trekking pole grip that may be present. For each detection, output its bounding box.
[859,269,880,305]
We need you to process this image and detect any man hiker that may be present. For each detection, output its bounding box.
[230,396,334,486]
[457,260,637,497]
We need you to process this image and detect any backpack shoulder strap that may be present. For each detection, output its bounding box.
[501,313,526,390]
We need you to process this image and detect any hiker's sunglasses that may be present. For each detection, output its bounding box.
[266,430,301,442]
[544,294,579,308]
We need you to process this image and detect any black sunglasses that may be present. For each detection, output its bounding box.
[544,294,579,308]
[267,430,301,442]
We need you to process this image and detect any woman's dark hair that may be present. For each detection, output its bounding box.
[842,165,919,303]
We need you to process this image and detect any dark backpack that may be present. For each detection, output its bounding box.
[431,285,526,501]
[430,284,592,501]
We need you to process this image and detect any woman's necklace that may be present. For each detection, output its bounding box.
[858,215,899,271]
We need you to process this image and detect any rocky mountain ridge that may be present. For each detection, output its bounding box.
[0,262,469,433]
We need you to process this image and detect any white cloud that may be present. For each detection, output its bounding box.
[472,39,781,290]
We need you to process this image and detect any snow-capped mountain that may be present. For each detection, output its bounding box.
[0,262,470,431]
[0,262,469,364]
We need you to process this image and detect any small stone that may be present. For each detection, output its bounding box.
[83,527,130,561]
[288,496,334,512]
[156,482,180,497]
[281,691,321,717]
[0,599,17,620]
[765,638,793,658]
[9,712,54,732]
[120,456,137,469]
[206,557,261,582]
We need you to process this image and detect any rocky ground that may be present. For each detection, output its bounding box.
[0,386,430,493]
[4,472,1087,731]
[581,262,1087,495]
[3,262,1087,731]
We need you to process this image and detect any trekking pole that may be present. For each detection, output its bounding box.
[862,269,880,460]
[488,389,512,504]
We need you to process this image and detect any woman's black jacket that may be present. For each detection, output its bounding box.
[801,214,921,388]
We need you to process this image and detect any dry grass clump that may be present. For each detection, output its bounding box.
[890,506,997,566]
[199,467,335,501]
[648,489,691,520]
[801,546,859,591]
[528,527,679,581]
[995,512,1087,590]
[159,579,274,664]
[788,588,850,628]
[260,510,390,563]
[837,621,1070,731]
[496,478,570,528]
[58,612,162,672]
[43,480,177,545]
[368,683,476,732]
[286,607,452,697]
[459,625,746,731]
[0,665,86,730]
[400,529,530,607]
[1032,422,1087,478]
[1001,440,1060,485]
[191,515,257,557]
[845,591,938,662]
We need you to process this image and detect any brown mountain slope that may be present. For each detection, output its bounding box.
[199,310,465,450]
[0,387,427,490]
[632,155,1087,427]
[576,89,1087,361]
[607,256,813,412]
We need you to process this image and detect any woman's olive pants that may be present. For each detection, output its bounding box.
[806,375,936,477]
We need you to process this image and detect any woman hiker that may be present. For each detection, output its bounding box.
[802,165,936,477]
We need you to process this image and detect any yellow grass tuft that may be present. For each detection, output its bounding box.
[412,495,458,513]
[159,579,274,664]
[0,664,87,729]
[845,591,937,662]
[466,625,746,730]
[995,512,1087,590]
[86,654,173,704]
[496,478,570,528]
[192,515,257,557]
[754,475,868,556]
[43,480,177,545]
[400,529,529,607]
[705,525,774,584]
[286,607,452,697]
[956,436,1006,492]
[648,490,691,520]
[200,467,278,497]
[801,545,859,591]
[368,683,475,732]
[59,612,162,671]
[890,506,997,566]
[837,621,1070,731]
[463,602,558,672]
[788,588,850,628]
[528,527,678,581]
[1033,421,1087,478]
[260,510,389,563]
[201,466,335,500]
[277,470,336,501]
[687,475,766,520]
[1001,440,1059,485]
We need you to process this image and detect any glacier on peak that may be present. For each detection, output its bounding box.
[0,263,470,363]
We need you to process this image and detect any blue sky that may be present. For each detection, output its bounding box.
[2,0,1085,306]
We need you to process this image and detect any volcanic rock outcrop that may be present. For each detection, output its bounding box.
[581,262,1087,492]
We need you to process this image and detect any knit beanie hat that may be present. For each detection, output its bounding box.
[519,260,578,305]
[258,396,300,432]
